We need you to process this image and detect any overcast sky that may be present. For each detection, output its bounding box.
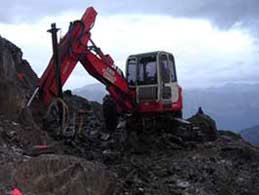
[0,0,259,89]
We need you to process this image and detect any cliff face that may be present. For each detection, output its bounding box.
[0,36,38,117]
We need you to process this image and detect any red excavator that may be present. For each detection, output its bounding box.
[27,7,183,135]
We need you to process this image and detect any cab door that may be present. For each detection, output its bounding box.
[159,52,179,103]
[159,53,171,101]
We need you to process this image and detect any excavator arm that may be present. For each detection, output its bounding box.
[38,7,135,112]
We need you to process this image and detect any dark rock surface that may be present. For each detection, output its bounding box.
[1,36,259,195]
[0,37,115,195]
[0,36,38,118]
[0,154,115,195]
[66,119,259,195]
[112,130,259,195]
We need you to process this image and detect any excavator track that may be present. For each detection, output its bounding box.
[112,111,218,144]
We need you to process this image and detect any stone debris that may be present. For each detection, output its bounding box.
[0,154,116,195]
[1,36,259,195]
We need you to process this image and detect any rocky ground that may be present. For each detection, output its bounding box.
[1,36,259,195]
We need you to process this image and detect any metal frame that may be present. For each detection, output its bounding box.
[33,7,182,117]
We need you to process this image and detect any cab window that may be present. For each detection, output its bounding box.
[160,54,170,83]
[169,55,177,82]
[127,59,137,85]
[138,56,157,85]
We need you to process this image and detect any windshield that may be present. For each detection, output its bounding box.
[138,56,157,85]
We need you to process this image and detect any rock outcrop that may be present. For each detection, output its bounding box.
[0,37,116,195]
[0,154,115,195]
[0,36,38,118]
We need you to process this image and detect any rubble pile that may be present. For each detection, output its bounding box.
[1,37,259,195]
[111,130,259,195]
[59,114,259,195]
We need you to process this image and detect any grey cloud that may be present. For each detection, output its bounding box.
[179,56,259,87]
[1,0,259,29]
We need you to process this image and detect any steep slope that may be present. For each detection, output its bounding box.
[0,36,38,118]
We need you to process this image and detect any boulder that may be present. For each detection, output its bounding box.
[0,154,116,195]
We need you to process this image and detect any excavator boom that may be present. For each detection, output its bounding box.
[38,7,135,112]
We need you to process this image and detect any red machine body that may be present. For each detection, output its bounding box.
[38,7,182,116]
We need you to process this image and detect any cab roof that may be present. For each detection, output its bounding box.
[128,51,174,59]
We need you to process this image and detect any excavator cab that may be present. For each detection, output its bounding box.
[126,51,181,113]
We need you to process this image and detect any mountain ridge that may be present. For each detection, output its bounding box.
[73,82,259,131]
[240,125,259,146]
